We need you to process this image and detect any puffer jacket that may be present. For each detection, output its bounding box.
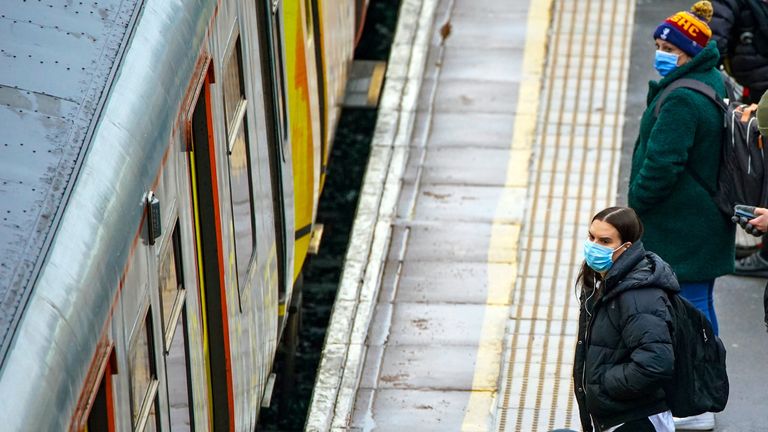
[711,0,768,101]
[573,242,677,432]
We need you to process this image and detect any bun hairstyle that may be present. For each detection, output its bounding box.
[653,1,714,57]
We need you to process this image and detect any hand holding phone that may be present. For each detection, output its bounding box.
[733,205,763,236]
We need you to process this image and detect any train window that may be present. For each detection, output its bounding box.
[228,121,256,291]
[130,310,160,432]
[268,0,290,150]
[159,221,185,349]
[224,36,256,291]
[304,0,313,39]
[223,37,246,135]
[165,305,194,430]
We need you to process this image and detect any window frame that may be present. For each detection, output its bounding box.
[222,34,257,296]
[266,0,290,153]
[158,219,187,352]
[130,307,160,432]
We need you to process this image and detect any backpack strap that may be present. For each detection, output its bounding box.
[652,79,727,198]
[653,78,727,118]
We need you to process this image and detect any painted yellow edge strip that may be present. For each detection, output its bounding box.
[460,0,554,429]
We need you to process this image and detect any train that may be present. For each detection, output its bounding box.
[0,0,368,430]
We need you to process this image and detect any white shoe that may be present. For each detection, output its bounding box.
[673,412,715,430]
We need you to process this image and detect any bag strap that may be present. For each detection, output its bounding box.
[652,79,726,197]
[686,165,717,197]
[653,78,727,117]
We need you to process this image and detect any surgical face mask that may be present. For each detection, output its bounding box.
[654,50,679,76]
[583,240,625,273]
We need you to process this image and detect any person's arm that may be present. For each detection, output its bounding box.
[628,91,698,212]
[711,0,739,66]
[602,293,675,399]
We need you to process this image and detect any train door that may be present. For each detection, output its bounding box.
[84,351,116,432]
[187,64,236,432]
[256,0,296,324]
[72,344,117,432]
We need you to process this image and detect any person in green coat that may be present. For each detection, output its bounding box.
[630,2,735,429]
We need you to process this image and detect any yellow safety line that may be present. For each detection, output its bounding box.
[460,0,554,429]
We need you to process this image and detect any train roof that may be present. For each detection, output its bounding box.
[0,1,141,360]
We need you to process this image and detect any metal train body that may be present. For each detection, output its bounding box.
[0,0,367,430]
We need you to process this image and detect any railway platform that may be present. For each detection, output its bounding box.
[306,0,768,430]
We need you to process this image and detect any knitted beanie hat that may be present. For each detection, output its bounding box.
[758,90,768,137]
[653,1,714,57]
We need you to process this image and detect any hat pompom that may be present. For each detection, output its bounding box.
[691,1,714,23]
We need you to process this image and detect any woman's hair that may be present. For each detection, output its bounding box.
[576,206,644,294]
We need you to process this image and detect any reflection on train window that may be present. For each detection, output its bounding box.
[159,221,185,348]
[130,310,160,431]
[225,36,256,290]
[223,38,246,135]
[229,122,256,289]
[165,305,194,431]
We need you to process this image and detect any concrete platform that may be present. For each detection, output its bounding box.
[306,0,768,430]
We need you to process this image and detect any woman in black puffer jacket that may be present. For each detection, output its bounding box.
[573,207,677,432]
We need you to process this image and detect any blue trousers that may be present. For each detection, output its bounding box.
[679,280,719,335]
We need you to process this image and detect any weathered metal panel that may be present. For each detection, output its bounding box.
[0,0,216,429]
[0,0,134,360]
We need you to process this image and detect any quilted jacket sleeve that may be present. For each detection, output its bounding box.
[710,0,739,63]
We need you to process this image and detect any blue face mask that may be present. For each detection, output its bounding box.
[583,240,625,273]
[654,50,679,76]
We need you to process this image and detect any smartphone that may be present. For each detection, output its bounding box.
[734,204,757,219]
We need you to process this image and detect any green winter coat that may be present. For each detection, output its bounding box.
[629,42,735,282]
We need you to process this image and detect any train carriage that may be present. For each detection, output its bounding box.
[0,0,366,430]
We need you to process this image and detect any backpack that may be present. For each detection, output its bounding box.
[654,78,767,217]
[663,293,729,417]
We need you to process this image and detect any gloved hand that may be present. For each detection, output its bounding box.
[732,215,764,237]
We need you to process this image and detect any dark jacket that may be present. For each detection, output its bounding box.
[629,41,735,282]
[711,0,768,102]
[573,242,676,432]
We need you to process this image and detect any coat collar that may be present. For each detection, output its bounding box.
[647,41,720,101]
[600,241,680,301]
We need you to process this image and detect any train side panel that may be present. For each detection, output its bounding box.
[0,0,361,430]
[207,0,284,428]
[230,0,283,427]
[285,0,319,282]
[0,1,219,430]
[315,0,356,187]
